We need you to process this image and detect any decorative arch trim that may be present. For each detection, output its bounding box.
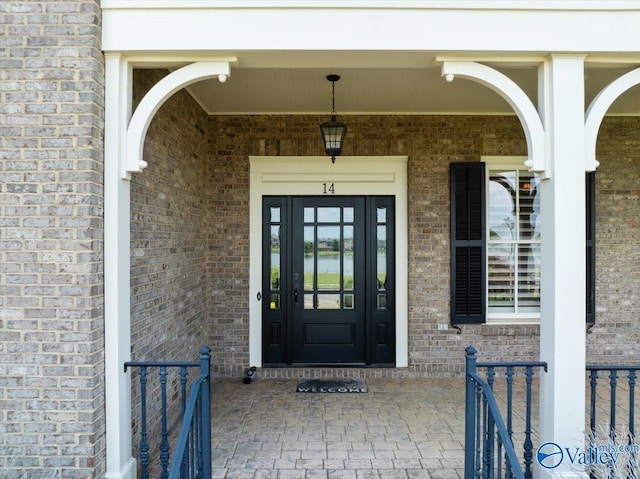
[441,61,546,173]
[585,67,640,172]
[124,60,231,176]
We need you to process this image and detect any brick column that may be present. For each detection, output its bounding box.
[0,1,106,476]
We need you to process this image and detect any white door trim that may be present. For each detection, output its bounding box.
[249,156,409,368]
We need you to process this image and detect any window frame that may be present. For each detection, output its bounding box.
[484,157,541,325]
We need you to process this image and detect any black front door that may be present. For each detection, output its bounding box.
[291,197,365,364]
[262,196,395,366]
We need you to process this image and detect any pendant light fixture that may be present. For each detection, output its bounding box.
[319,74,347,163]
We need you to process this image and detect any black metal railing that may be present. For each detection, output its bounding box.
[587,365,640,441]
[465,346,547,479]
[586,365,640,479]
[125,346,211,479]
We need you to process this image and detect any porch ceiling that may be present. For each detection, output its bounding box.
[173,55,640,115]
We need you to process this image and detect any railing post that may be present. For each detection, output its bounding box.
[159,367,169,479]
[179,367,188,478]
[629,370,636,438]
[523,367,534,479]
[589,369,598,439]
[466,346,478,479]
[505,367,514,479]
[199,346,211,479]
[139,367,150,479]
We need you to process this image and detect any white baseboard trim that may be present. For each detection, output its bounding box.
[104,457,136,479]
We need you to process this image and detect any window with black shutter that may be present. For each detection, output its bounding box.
[450,162,596,326]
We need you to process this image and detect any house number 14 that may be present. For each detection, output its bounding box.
[322,182,335,195]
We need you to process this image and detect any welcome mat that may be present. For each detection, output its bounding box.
[296,378,367,393]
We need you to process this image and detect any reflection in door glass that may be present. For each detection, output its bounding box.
[317,207,340,223]
[317,225,340,291]
[303,226,315,291]
[269,207,281,311]
[270,207,280,223]
[343,293,354,309]
[301,204,360,311]
[270,293,280,310]
[304,293,314,309]
[377,294,387,310]
[317,294,341,309]
[376,207,387,310]
[343,225,354,290]
[270,225,281,291]
[376,224,386,291]
[343,207,354,223]
[304,207,314,223]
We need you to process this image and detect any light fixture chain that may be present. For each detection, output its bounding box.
[331,80,336,114]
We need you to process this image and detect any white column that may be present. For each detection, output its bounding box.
[538,55,588,479]
[104,53,136,479]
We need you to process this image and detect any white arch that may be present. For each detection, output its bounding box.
[441,61,546,173]
[585,67,640,172]
[125,61,231,176]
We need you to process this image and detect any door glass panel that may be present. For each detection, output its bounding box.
[270,206,280,223]
[376,206,388,310]
[343,293,354,309]
[304,293,314,309]
[377,293,387,310]
[317,225,340,291]
[376,224,386,292]
[303,226,315,290]
[317,207,340,223]
[270,293,280,310]
[270,225,281,290]
[343,225,354,290]
[299,204,361,311]
[304,207,314,223]
[343,207,354,223]
[317,294,341,309]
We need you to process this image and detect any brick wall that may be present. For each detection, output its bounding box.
[130,70,210,364]
[0,1,105,477]
[207,114,640,376]
[129,69,211,468]
[587,117,640,362]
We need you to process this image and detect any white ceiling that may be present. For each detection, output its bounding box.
[179,56,640,116]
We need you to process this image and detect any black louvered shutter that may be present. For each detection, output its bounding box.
[450,163,486,325]
[586,171,596,324]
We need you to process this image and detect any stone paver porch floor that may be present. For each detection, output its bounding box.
[211,377,467,479]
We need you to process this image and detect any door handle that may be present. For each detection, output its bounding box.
[294,289,299,304]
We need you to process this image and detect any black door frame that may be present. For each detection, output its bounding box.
[261,195,395,366]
